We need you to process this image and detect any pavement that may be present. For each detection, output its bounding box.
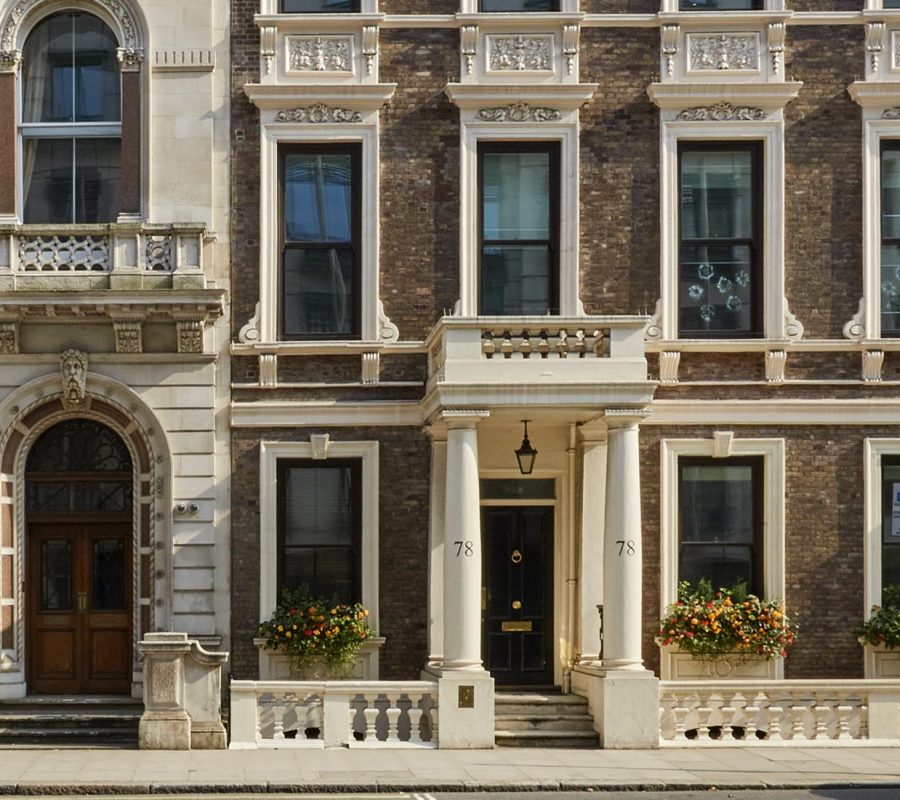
[0,745,900,794]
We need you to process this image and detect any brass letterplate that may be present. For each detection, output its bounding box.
[501,620,533,632]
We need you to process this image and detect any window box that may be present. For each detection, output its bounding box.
[659,643,782,680]
[255,636,385,680]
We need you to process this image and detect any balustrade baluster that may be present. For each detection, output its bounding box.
[766,696,783,742]
[720,691,739,741]
[363,704,379,742]
[813,695,831,740]
[520,332,532,359]
[386,692,402,743]
[500,332,513,359]
[273,703,286,740]
[481,332,496,358]
[743,692,759,740]
[695,692,712,740]
[789,698,807,740]
[556,330,569,358]
[537,330,550,358]
[672,693,687,741]
[658,693,676,741]
[407,693,424,745]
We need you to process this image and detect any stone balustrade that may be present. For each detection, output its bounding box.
[659,680,900,744]
[229,680,438,750]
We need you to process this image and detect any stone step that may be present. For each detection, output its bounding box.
[495,713,596,732]
[494,701,590,716]
[495,729,600,748]
[0,727,138,748]
[0,712,141,729]
[0,697,141,748]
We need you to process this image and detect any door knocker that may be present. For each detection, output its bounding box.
[511,549,523,564]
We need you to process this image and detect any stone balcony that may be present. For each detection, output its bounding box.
[422,316,655,421]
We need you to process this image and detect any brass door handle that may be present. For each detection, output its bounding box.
[77,592,87,612]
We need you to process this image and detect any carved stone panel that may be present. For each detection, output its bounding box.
[476,103,561,122]
[676,102,766,121]
[687,33,759,72]
[487,35,553,72]
[0,321,17,353]
[60,349,88,410]
[176,320,203,354]
[275,104,363,124]
[286,35,353,74]
[113,321,143,354]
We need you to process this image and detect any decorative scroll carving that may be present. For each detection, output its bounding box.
[362,25,377,77]
[676,102,766,121]
[783,302,804,341]
[868,22,886,73]
[843,297,866,340]
[260,26,276,75]
[768,22,785,76]
[2,0,139,52]
[658,351,680,385]
[145,235,172,271]
[765,350,787,384]
[461,25,477,77]
[0,321,18,353]
[275,103,363,123]
[176,320,203,354]
[116,47,144,72]
[884,108,900,120]
[378,300,399,342]
[562,24,579,77]
[0,48,19,73]
[310,434,330,460]
[113,320,143,354]
[863,350,885,384]
[18,235,110,272]
[688,33,758,72]
[476,103,561,122]
[288,36,352,73]
[259,353,277,388]
[60,349,88,410]
[645,298,663,342]
[661,25,679,80]
[489,35,553,72]
[238,302,261,344]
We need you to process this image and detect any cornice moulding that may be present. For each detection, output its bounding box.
[455,11,585,27]
[657,10,792,24]
[445,82,598,112]
[244,82,397,110]
[254,13,385,30]
[231,400,424,428]
[849,81,900,107]
[647,81,803,110]
[646,399,900,426]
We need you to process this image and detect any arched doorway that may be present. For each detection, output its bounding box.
[25,419,133,694]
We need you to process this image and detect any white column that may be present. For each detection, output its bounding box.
[578,425,607,666]
[441,410,488,671]
[601,410,646,671]
[427,428,447,667]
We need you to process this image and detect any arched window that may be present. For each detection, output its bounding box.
[20,11,121,223]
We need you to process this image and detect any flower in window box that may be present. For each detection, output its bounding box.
[257,589,372,677]
[657,579,797,661]
[856,584,900,649]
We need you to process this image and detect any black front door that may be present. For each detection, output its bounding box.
[482,506,554,686]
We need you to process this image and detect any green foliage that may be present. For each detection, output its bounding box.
[856,585,900,649]
[658,580,797,660]
[257,589,372,676]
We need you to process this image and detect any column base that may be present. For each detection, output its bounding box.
[570,665,659,749]
[427,668,495,749]
[139,710,191,750]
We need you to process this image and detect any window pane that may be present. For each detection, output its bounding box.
[482,244,551,315]
[22,12,120,123]
[882,244,900,335]
[22,138,120,224]
[680,464,755,544]
[483,152,550,241]
[882,149,900,239]
[886,0,900,7]
[41,540,73,611]
[882,464,900,593]
[280,464,360,604]
[680,0,762,8]
[75,138,121,223]
[283,246,355,336]
[679,243,753,333]
[26,481,131,513]
[681,150,754,241]
[284,154,353,242]
[282,0,359,10]
[480,479,555,500]
[480,0,558,10]
[678,544,753,590]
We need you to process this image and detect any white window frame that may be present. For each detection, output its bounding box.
[259,440,379,634]
[660,436,785,612]
[861,119,900,339]
[863,439,900,616]
[660,0,784,10]
[259,0,377,12]
[459,0,579,11]
[659,119,789,341]
[258,115,381,343]
[459,116,581,316]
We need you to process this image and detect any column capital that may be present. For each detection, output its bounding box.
[577,418,608,444]
[604,408,649,430]
[117,47,145,72]
[441,409,490,429]
[0,50,20,75]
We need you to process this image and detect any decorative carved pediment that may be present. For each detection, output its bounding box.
[676,102,767,122]
[275,104,363,124]
[476,103,561,122]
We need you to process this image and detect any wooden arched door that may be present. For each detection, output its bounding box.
[25,419,133,695]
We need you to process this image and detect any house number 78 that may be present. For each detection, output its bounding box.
[616,540,636,556]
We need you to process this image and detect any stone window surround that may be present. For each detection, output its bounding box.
[864,439,900,615]
[660,0,785,11]
[259,439,380,635]
[656,115,793,342]
[459,0,579,12]
[255,112,384,343]
[659,436,786,614]
[258,0,377,12]
[450,96,587,317]
[0,0,146,226]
